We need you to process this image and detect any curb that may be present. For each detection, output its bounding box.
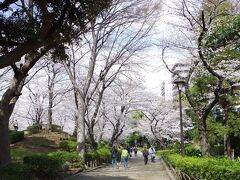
[161,158,177,180]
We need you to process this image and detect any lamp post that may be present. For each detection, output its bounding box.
[173,77,185,156]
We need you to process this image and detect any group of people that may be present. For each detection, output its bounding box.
[142,145,156,165]
[111,145,156,169]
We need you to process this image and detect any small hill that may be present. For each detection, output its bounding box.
[11,131,70,161]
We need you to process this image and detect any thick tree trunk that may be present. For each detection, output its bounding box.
[0,51,48,166]
[76,95,86,162]
[0,76,25,166]
[109,125,124,147]
[0,106,11,166]
[198,119,210,156]
[88,125,97,150]
[87,88,104,150]
[223,107,233,159]
[224,134,233,159]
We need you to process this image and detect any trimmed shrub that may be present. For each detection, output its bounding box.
[26,124,40,134]
[85,145,111,165]
[96,146,111,163]
[0,163,34,180]
[185,145,202,157]
[48,151,84,169]
[59,139,77,152]
[163,153,240,180]
[9,130,24,144]
[23,154,62,178]
[157,149,176,157]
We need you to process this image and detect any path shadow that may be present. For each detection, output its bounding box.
[66,175,134,180]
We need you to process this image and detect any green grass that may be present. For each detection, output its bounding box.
[11,146,45,161]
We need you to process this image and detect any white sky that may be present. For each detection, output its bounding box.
[142,0,181,100]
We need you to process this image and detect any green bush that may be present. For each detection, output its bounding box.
[51,124,62,132]
[48,151,84,169]
[185,145,202,157]
[85,145,111,165]
[68,137,77,141]
[96,146,111,163]
[9,131,24,144]
[0,163,34,180]
[59,139,77,152]
[157,149,176,157]
[23,154,62,178]
[164,153,240,180]
[210,144,224,156]
[26,124,40,134]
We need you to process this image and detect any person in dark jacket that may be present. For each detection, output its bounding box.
[142,146,149,165]
[111,146,118,168]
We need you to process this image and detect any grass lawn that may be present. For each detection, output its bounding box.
[11,131,67,161]
[11,146,45,161]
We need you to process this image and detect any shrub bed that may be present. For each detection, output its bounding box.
[26,124,40,134]
[23,154,62,179]
[85,145,111,165]
[0,163,34,180]
[185,145,202,157]
[156,149,176,157]
[161,153,240,180]
[59,139,77,152]
[9,130,24,144]
[48,150,84,169]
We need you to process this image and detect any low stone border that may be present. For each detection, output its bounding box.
[161,157,192,180]
[161,158,177,180]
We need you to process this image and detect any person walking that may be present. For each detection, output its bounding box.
[111,146,118,168]
[142,146,149,165]
[121,146,129,169]
[133,146,138,157]
[149,145,156,162]
[13,120,18,131]
[126,145,132,158]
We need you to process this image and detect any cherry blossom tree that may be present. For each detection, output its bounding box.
[61,0,159,157]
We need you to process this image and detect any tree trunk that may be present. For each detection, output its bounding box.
[0,75,25,166]
[223,107,233,159]
[76,94,86,162]
[88,125,97,150]
[97,122,106,143]
[198,118,210,156]
[0,106,11,166]
[224,134,233,159]
[109,124,124,147]
[47,91,53,131]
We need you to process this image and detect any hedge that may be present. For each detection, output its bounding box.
[26,124,40,134]
[85,145,111,165]
[9,130,24,144]
[0,163,34,180]
[160,153,240,180]
[48,150,84,169]
[59,139,77,152]
[23,154,63,179]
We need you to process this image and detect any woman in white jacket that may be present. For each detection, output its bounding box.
[148,145,156,162]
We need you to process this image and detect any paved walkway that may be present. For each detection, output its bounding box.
[66,155,173,180]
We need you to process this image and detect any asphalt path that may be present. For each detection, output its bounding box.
[66,154,173,180]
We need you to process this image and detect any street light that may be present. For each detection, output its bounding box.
[173,77,186,156]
